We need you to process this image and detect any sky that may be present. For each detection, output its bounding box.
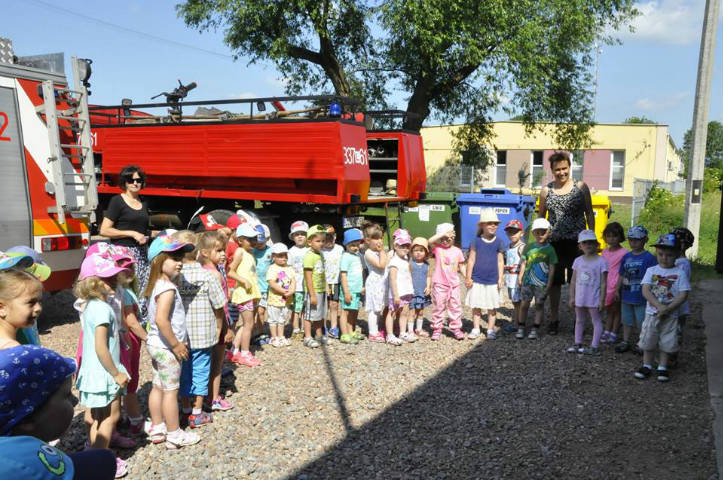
[3,0,721,146]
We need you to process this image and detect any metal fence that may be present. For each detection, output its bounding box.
[631,177,686,225]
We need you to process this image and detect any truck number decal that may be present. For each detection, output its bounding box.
[343,146,368,166]
[0,111,10,142]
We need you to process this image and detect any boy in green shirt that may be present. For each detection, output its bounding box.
[303,225,327,348]
[517,218,558,340]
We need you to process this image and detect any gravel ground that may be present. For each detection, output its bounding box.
[38,287,717,480]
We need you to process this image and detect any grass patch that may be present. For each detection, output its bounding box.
[609,190,721,274]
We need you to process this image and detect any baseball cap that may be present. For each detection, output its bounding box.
[577,229,598,243]
[199,213,224,231]
[653,233,679,249]
[226,214,243,230]
[530,218,551,231]
[435,223,455,237]
[4,246,51,282]
[504,219,524,231]
[0,436,75,479]
[0,345,76,436]
[288,220,309,240]
[79,254,129,280]
[627,225,649,239]
[306,224,326,241]
[236,223,258,239]
[393,229,412,246]
[85,243,136,269]
[343,228,363,245]
[147,235,194,262]
[270,243,289,255]
[254,224,267,243]
[0,250,34,272]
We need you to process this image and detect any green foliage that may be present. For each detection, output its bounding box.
[704,167,723,193]
[178,0,638,165]
[681,120,723,175]
[623,116,656,124]
[639,183,683,235]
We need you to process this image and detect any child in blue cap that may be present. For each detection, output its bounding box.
[339,229,365,344]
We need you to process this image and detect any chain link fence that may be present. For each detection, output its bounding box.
[631,177,686,225]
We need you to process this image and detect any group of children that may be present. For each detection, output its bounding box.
[0,208,696,478]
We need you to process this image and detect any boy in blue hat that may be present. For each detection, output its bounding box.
[339,229,365,344]
[0,345,117,479]
[634,234,691,383]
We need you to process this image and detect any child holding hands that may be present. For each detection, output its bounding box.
[567,230,608,355]
[464,209,504,340]
[428,223,466,341]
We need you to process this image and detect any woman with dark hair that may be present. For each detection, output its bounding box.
[99,165,152,299]
[537,152,595,335]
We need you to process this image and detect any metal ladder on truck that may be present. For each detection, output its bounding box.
[36,57,98,225]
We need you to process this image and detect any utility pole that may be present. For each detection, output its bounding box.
[684,0,721,258]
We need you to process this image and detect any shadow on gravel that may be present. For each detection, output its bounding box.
[289,313,716,480]
[38,289,79,332]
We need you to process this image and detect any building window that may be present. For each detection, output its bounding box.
[495,151,507,186]
[570,150,584,182]
[610,151,625,190]
[530,151,544,188]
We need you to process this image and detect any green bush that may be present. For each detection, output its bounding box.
[704,167,722,193]
[638,183,684,234]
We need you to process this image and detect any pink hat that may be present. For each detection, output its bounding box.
[85,242,136,267]
[79,254,129,280]
[393,229,412,246]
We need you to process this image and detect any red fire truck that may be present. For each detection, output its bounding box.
[0,39,96,291]
[89,86,426,239]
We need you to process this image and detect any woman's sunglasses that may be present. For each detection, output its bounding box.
[127,178,144,185]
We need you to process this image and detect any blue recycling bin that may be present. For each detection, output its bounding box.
[456,189,536,250]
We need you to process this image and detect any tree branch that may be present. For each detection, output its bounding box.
[287,45,323,65]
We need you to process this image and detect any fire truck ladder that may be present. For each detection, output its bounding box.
[37,58,98,225]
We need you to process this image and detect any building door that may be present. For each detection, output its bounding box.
[0,86,32,249]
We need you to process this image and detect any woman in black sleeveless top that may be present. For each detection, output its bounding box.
[537,152,595,334]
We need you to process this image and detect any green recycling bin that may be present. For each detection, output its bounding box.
[400,192,459,240]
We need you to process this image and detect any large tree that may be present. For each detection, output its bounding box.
[682,120,723,170]
[178,0,636,160]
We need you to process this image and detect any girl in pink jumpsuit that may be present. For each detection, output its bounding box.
[428,223,466,341]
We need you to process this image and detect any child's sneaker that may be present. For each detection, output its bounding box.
[414,329,430,338]
[281,337,292,346]
[566,344,583,353]
[527,327,538,340]
[303,337,320,348]
[368,332,386,343]
[516,327,525,339]
[340,333,359,344]
[503,324,518,334]
[224,349,234,362]
[634,366,652,379]
[467,328,481,339]
[231,351,261,367]
[452,329,465,340]
[581,346,600,356]
[604,333,618,345]
[656,368,670,382]
[615,340,631,353]
[188,411,213,428]
[386,334,403,346]
[270,337,281,348]
[146,423,167,444]
[431,329,443,341]
[327,327,340,339]
[316,335,330,345]
[600,331,610,343]
[351,330,366,341]
[211,396,233,411]
[486,329,497,340]
[115,457,128,478]
[165,429,201,450]
[400,332,418,343]
[291,328,303,340]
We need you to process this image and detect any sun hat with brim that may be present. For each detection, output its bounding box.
[411,237,429,253]
[0,251,35,272]
[477,208,500,224]
[289,220,309,240]
[652,233,679,249]
[628,225,649,239]
[306,224,327,242]
[270,243,289,255]
[343,228,363,246]
[0,345,76,436]
[85,242,136,268]
[435,223,455,237]
[504,219,524,231]
[79,254,129,280]
[147,235,194,262]
[236,223,258,239]
[4,246,52,282]
[577,229,598,243]
[393,229,412,246]
[530,218,551,231]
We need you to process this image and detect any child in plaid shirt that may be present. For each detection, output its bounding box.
[174,231,227,428]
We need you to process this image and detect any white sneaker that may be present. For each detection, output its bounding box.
[386,334,403,346]
[165,429,201,449]
[486,329,497,340]
[527,328,538,340]
[146,422,167,444]
[516,328,525,339]
[468,328,481,339]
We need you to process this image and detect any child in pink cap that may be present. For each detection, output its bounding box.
[385,229,416,345]
[428,223,466,341]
